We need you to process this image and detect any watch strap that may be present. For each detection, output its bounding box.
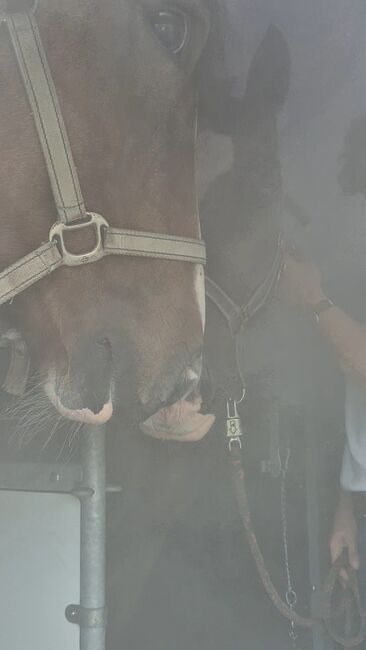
[313,298,334,322]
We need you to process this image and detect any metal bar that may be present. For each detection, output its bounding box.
[79,425,107,650]
[0,460,82,493]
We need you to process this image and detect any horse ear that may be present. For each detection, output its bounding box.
[244,25,291,113]
[198,22,290,135]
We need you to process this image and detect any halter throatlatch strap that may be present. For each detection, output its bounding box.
[0,9,206,306]
[6,11,86,224]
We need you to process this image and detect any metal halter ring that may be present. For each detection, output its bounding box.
[50,213,109,267]
[285,589,298,609]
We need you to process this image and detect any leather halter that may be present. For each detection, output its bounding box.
[205,234,284,337]
[0,8,206,307]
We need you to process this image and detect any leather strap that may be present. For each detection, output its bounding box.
[205,276,244,336]
[104,229,206,264]
[313,298,334,323]
[206,234,283,335]
[0,241,63,306]
[0,11,206,307]
[0,229,206,307]
[6,11,86,223]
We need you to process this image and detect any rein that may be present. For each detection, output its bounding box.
[228,441,364,648]
[205,243,364,648]
[0,8,205,307]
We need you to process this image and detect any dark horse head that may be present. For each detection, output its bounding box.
[199,25,291,410]
[0,0,229,439]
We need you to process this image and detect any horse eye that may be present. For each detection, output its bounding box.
[152,9,190,55]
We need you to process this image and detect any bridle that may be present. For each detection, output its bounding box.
[204,232,284,436]
[205,233,284,338]
[204,235,364,648]
[0,5,206,308]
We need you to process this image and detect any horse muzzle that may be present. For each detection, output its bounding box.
[140,394,215,442]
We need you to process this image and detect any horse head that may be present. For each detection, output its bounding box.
[199,25,291,409]
[0,0,222,439]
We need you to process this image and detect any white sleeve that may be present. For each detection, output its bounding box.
[340,376,366,491]
[340,439,366,490]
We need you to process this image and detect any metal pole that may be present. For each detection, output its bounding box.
[79,424,107,650]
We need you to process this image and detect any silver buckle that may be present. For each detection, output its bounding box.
[50,213,108,267]
[226,398,244,451]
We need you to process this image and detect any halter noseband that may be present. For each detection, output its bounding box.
[205,233,284,337]
[0,9,206,307]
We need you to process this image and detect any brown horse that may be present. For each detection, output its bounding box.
[0,0,224,439]
[105,26,293,649]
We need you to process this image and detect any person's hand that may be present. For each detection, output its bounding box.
[330,492,359,585]
[279,251,325,308]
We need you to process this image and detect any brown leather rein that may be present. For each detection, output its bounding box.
[205,235,364,648]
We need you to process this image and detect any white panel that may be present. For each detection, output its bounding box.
[0,492,80,650]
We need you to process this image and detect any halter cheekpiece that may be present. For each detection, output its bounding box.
[0,8,206,307]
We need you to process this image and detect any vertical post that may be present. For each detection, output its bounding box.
[79,425,107,650]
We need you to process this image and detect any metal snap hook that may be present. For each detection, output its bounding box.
[226,397,244,451]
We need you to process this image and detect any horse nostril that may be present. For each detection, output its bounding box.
[60,334,113,415]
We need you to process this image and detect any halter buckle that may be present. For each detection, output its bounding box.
[50,213,109,266]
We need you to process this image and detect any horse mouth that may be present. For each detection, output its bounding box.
[45,377,114,425]
[140,393,215,442]
[51,399,114,425]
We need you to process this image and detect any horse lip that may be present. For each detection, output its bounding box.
[45,376,113,424]
[140,391,215,441]
[52,396,113,424]
[56,401,113,424]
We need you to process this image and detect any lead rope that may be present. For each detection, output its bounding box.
[225,395,365,647]
[280,447,302,649]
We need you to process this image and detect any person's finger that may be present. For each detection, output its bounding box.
[330,534,344,564]
[348,537,360,570]
[339,567,350,588]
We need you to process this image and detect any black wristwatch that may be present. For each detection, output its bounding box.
[312,298,335,323]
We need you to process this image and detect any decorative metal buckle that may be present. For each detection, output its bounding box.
[50,213,108,267]
[226,397,244,451]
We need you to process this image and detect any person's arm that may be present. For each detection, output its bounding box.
[316,305,366,378]
[280,253,366,380]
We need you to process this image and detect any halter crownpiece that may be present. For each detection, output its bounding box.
[0,8,206,307]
